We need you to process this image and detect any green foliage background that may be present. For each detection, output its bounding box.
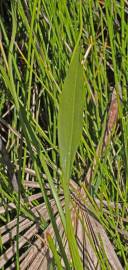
[0,0,128,269]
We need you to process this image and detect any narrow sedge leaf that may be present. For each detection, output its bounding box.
[58,46,84,180]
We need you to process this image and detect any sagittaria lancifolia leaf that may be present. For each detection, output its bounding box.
[58,46,85,181]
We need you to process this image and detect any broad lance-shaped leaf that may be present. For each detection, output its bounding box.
[58,46,84,180]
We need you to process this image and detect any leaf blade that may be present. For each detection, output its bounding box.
[58,46,84,180]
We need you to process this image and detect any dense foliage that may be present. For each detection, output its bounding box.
[0,0,128,269]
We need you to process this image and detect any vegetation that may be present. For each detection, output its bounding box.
[0,0,128,269]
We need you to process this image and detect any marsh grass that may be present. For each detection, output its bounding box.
[0,0,128,269]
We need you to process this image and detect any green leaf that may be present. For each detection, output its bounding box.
[58,46,84,180]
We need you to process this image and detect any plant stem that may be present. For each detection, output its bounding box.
[63,178,83,270]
